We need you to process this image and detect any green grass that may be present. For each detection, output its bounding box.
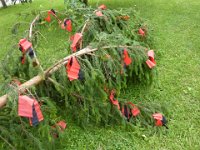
[0,0,200,149]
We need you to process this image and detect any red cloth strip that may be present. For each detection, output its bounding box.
[67,57,81,81]
[146,50,156,68]
[71,33,82,52]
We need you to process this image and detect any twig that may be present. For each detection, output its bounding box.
[29,14,40,40]
[80,19,90,49]
[81,19,89,34]
[0,135,16,150]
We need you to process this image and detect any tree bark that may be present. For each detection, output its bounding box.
[0,0,7,8]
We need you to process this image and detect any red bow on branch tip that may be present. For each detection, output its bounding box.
[45,15,51,22]
[56,120,67,131]
[18,95,34,117]
[29,100,44,126]
[127,102,140,117]
[45,9,57,22]
[66,57,81,81]
[152,113,168,128]
[19,39,32,53]
[96,11,103,17]
[123,49,132,66]
[49,9,56,15]
[138,28,145,37]
[18,95,44,126]
[98,4,107,10]
[51,120,67,138]
[146,50,156,69]
[61,19,72,32]
[71,33,82,52]
[109,90,120,110]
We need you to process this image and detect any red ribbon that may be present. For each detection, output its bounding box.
[146,50,156,69]
[123,49,132,66]
[152,113,163,126]
[61,19,72,32]
[96,11,103,17]
[56,120,67,131]
[127,102,140,117]
[66,19,72,32]
[45,14,51,22]
[19,39,32,53]
[18,95,44,126]
[18,95,34,118]
[138,28,145,37]
[71,33,82,52]
[45,9,61,23]
[109,90,120,110]
[98,4,107,10]
[66,57,81,81]
[29,100,44,126]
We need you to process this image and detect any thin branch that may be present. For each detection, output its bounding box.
[0,135,16,150]
[29,14,40,40]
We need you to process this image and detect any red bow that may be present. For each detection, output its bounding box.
[19,39,32,53]
[96,11,103,17]
[127,102,140,117]
[18,95,44,126]
[109,90,120,110]
[45,9,60,23]
[123,49,132,66]
[146,50,156,69]
[98,4,107,10]
[66,57,81,81]
[71,33,82,52]
[61,19,72,32]
[56,120,67,131]
[138,28,145,37]
[152,113,163,126]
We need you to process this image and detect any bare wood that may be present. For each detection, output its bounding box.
[29,14,40,39]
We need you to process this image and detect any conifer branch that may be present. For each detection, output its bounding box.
[0,43,148,108]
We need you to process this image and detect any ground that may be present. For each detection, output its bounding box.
[0,0,200,149]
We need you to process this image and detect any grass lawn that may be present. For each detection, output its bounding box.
[0,0,200,149]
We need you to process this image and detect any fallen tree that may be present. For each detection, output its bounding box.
[0,1,167,149]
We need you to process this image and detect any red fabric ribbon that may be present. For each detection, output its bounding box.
[66,57,81,81]
[109,90,120,110]
[29,100,44,126]
[18,95,34,118]
[146,50,156,69]
[138,28,145,37]
[123,49,132,66]
[127,102,140,117]
[98,4,107,10]
[45,9,60,23]
[61,19,72,32]
[45,14,51,22]
[18,95,43,126]
[66,20,72,32]
[71,33,82,52]
[152,113,163,126]
[19,39,32,53]
[56,120,67,131]
[96,11,103,17]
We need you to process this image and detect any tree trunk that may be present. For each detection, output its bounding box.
[0,0,7,8]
